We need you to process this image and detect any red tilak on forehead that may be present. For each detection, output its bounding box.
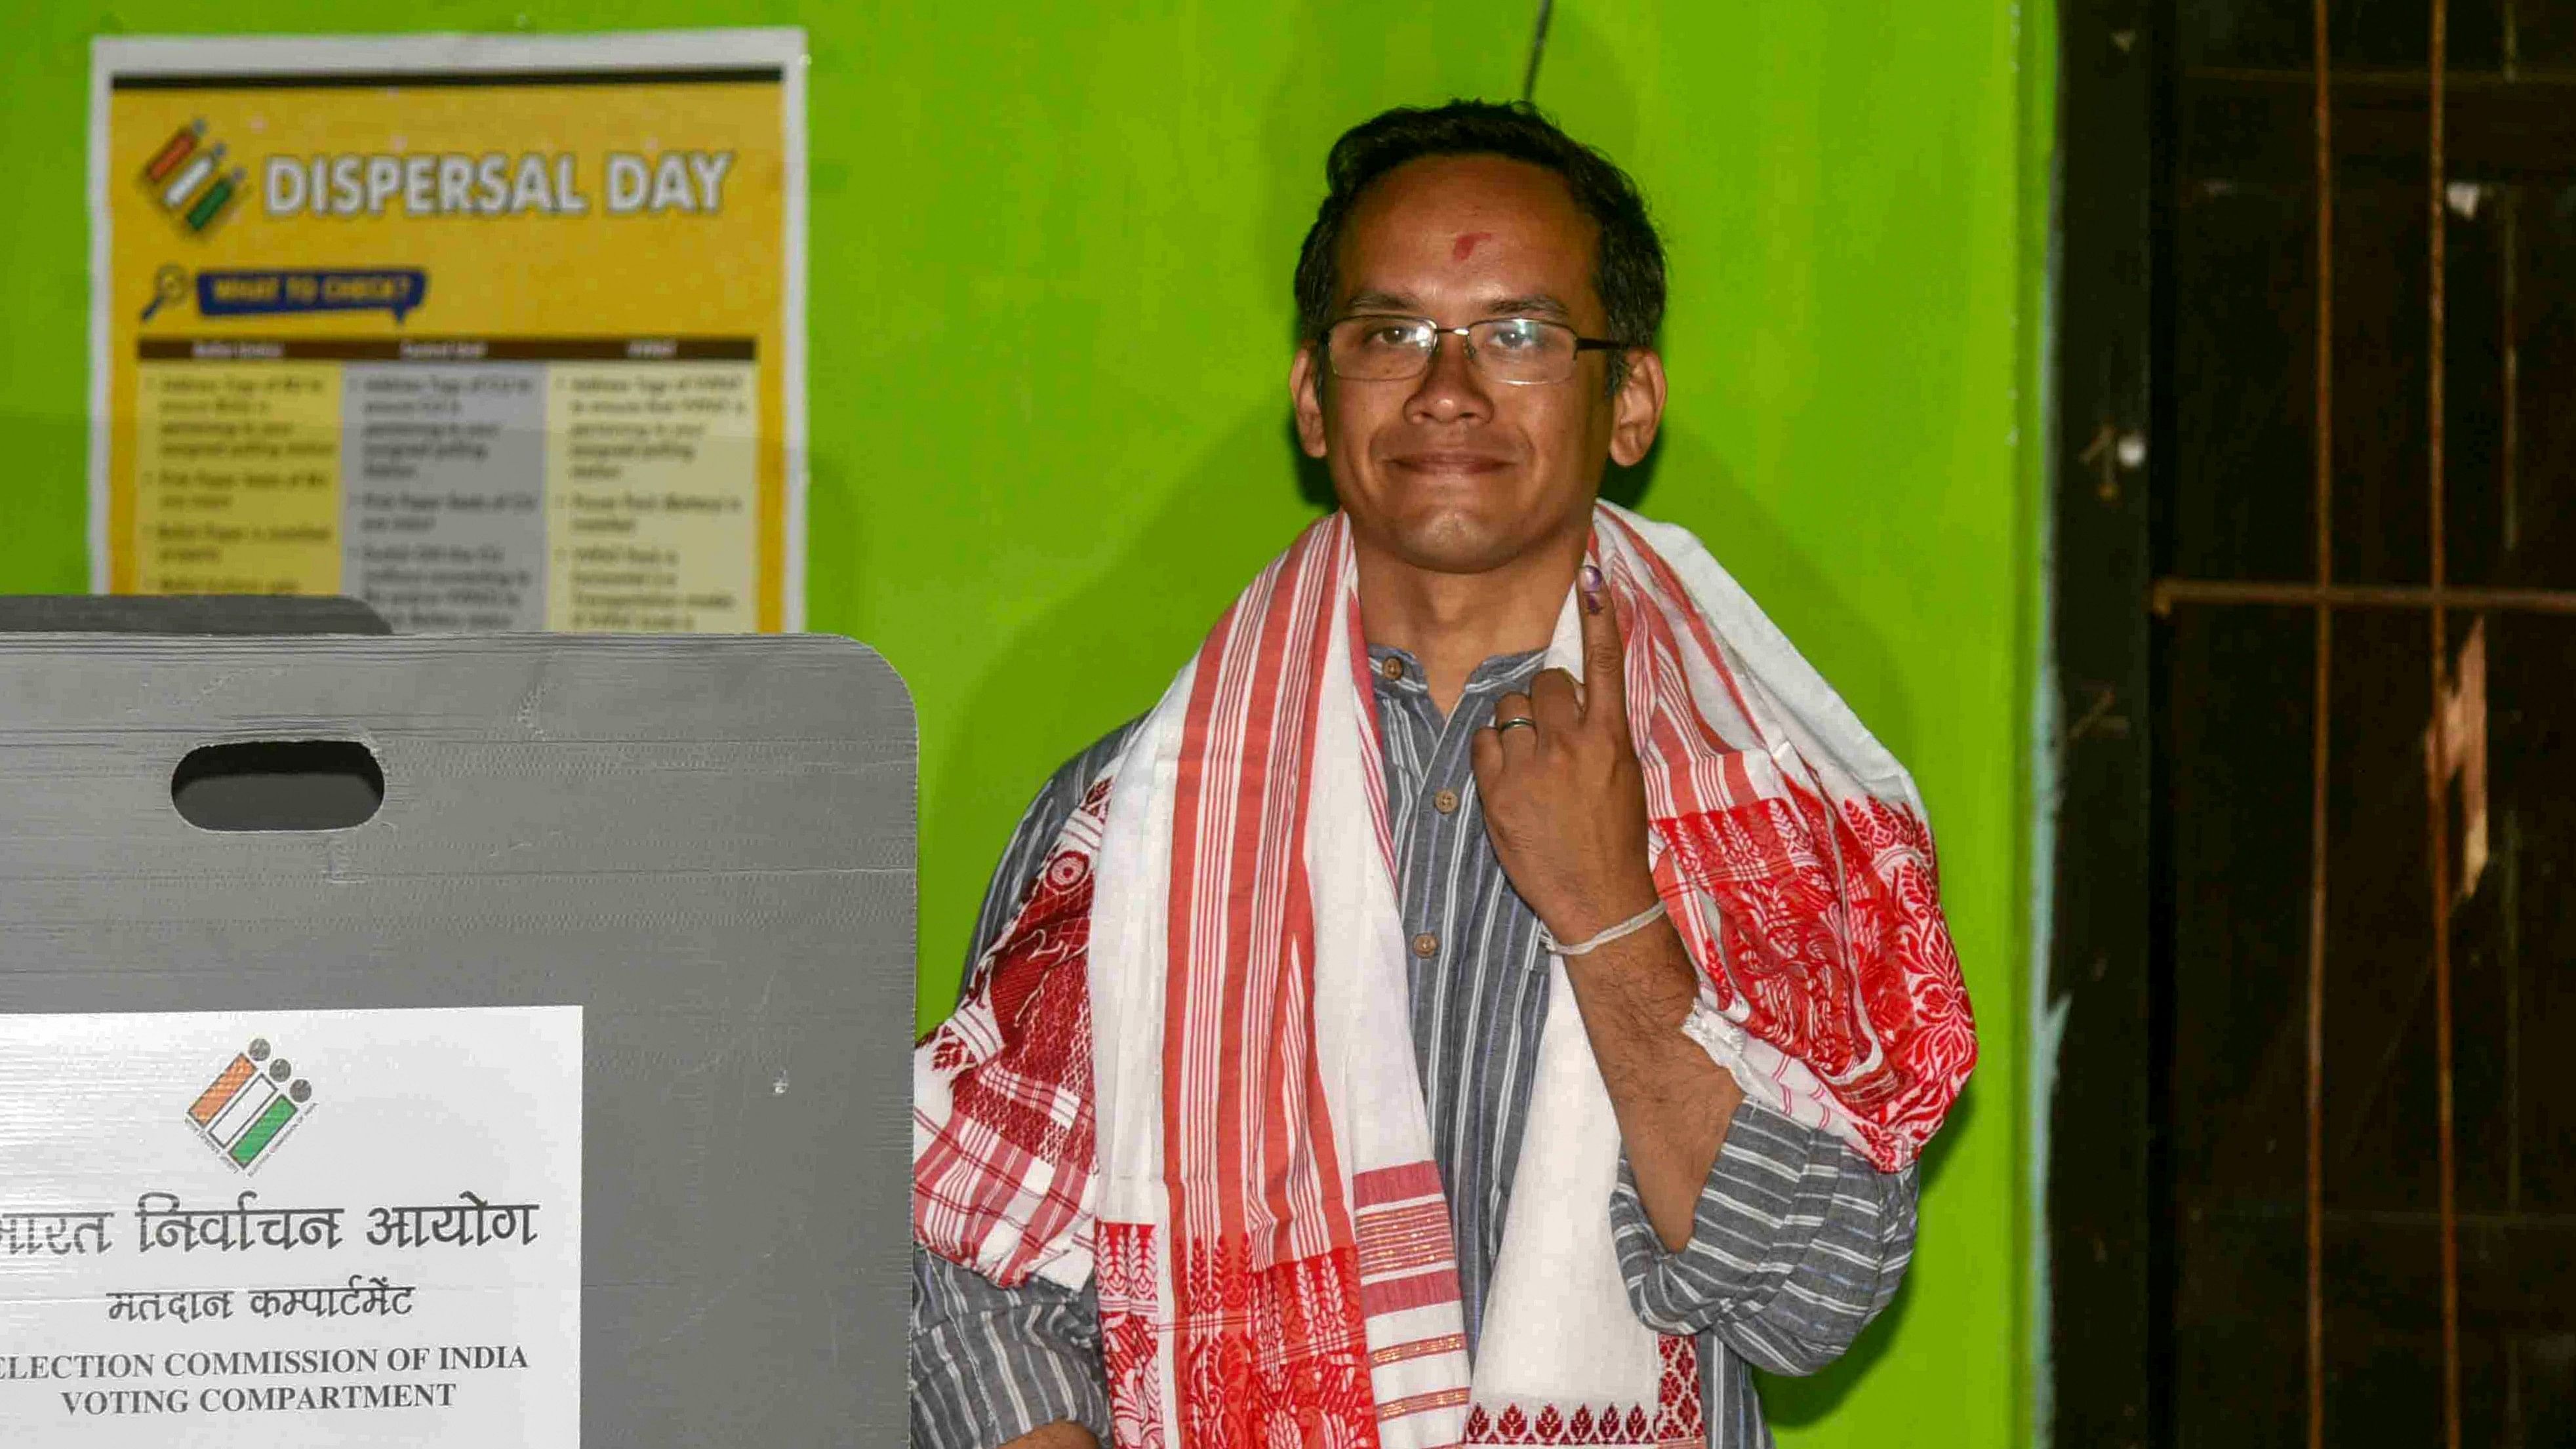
[1451,231,1493,262]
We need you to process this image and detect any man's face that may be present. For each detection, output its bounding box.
[1291,153,1664,577]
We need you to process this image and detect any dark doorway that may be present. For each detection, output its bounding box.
[2050,3,2576,1446]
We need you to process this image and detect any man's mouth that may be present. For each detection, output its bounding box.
[1386,450,1514,476]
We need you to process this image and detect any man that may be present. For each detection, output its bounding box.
[914,101,1974,1448]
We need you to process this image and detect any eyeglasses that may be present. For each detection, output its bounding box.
[1321,314,1625,386]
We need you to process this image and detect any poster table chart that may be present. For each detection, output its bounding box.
[131,336,757,633]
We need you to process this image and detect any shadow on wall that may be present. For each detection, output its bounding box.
[919,406,1332,990]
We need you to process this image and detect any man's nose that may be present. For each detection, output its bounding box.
[1406,330,1491,422]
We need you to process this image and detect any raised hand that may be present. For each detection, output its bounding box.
[1469,564,1662,946]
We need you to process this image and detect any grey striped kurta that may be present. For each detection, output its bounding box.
[914,646,1920,1447]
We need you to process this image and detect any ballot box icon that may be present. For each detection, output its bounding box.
[185,1037,314,1171]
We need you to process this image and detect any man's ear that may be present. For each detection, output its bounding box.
[1291,343,1330,459]
[1607,346,1668,468]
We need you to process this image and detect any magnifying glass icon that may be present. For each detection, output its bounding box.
[140,265,188,323]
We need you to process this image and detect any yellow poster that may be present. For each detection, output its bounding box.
[91,32,807,631]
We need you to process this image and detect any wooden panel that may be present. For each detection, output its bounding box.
[2047,3,2163,1446]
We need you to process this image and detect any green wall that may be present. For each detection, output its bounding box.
[0,3,2049,1444]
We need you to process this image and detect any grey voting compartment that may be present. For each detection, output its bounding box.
[0,633,914,1444]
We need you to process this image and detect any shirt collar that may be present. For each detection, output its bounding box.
[1363,643,1546,695]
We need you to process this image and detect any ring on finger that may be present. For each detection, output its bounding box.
[1495,716,1538,735]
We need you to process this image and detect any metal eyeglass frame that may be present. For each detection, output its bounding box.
[1321,314,1627,385]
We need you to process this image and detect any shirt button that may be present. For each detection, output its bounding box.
[1379,655,1406,681]
[1411,932,1439,959]
[1433,788,1459,814]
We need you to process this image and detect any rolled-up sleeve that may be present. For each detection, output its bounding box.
[912,1248,1111,1448]
[1607,1100,1918,1376]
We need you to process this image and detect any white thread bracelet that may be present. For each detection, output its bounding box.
[1537,900,1669,958]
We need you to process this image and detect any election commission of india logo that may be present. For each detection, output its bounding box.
[184,1037,314,1172]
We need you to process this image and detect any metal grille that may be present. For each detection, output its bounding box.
[2046,3,2576,1445]
[2154,1,2576,1444]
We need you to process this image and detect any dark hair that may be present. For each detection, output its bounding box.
[1293,100,1666,361]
